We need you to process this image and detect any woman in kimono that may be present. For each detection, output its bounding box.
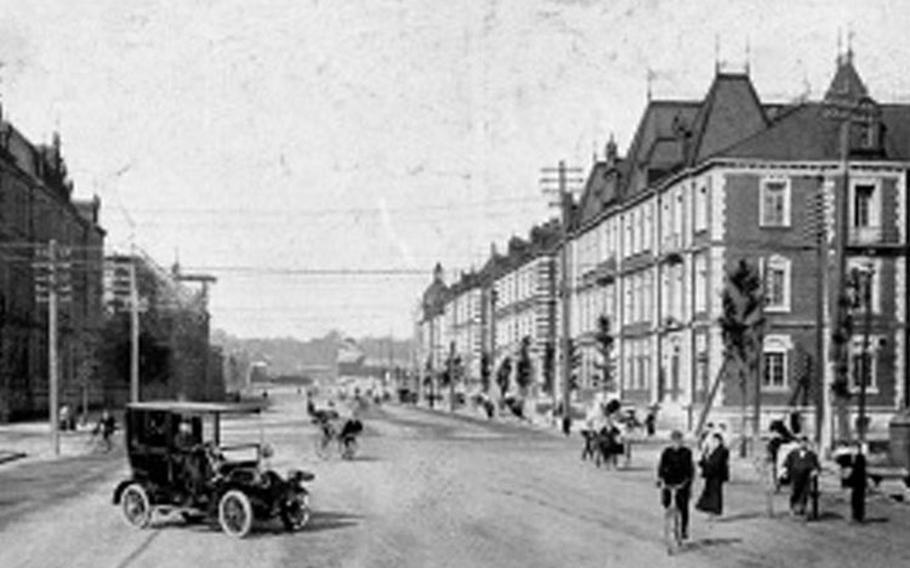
[696,433,730,519]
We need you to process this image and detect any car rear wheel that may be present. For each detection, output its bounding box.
[218,490,253,538]
[281,491,311,531]
[121,483,152,529]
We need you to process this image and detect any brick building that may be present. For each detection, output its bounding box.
[0,112,105,422]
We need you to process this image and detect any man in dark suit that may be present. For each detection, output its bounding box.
[784,436,820,517]
[658,430,695,540]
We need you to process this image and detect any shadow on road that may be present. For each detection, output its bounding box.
[300,510,362,534]
[684,536,743,552]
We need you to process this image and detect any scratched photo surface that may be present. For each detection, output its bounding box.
[1,1,910,567]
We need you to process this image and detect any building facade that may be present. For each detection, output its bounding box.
[567,52,910,438]
[101,253,223,406]
[0,115,106,422]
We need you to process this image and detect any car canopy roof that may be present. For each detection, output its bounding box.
[126,401,264,416]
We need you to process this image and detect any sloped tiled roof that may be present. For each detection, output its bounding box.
[824,54,868,103]
[622,101,700,199]
[686,73,767,164]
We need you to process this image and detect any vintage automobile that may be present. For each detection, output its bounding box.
[112,401,314,538]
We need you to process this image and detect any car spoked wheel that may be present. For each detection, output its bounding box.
[281,491,311,531]
[218,490,253,538]
[121,483,152,529]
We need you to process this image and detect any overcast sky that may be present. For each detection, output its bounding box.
[2,0,909,340]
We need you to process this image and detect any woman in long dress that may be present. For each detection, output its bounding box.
[696,433,730,519]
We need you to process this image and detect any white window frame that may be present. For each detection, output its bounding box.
[694,181,709,233]
[846,257,882,314]
[848,336,880,394]
[759,176,791,228]
[763,255,791,313]
[694,252,708,313]
[850,178,882,243]
[761,335,792,391]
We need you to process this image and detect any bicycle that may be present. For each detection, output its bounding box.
[312,420,360,460]
[660,482,686,555]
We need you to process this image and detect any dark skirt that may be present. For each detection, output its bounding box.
[696,476,724,515]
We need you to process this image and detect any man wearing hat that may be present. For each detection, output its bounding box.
[657,430,695,540]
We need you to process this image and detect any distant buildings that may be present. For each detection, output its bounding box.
[102,253,224,406]
[415,49,910,440]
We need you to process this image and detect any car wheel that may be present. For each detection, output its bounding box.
[281,491,311,531]
[218,490,253,538]
[121,483,152,529]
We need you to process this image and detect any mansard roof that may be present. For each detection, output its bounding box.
[717,56,910,163]
[685,72,767,164]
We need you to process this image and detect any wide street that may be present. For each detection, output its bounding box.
[2,390,910,568]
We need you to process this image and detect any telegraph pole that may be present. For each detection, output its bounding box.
[541,160,583,429]
[48,240,59,456]
[35,239,69,456]
[129,255,140,403]
[824,92,878,448]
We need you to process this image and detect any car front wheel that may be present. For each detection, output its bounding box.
[121,483,152,529]
[218,489,253,538]
[281,491,311,531]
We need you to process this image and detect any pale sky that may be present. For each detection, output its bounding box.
[2,0,909,340]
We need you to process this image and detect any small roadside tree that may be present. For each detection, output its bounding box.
[515,336,533,396]
[542,342,555,396]
[480,351,492,394]
[718,259,765,457]
[593,315,615,394]
[496,356,512,401]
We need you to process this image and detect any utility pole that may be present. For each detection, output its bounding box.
[448,340,456,412]
[754,257,767,456]
[47,240,59,456]
[824,94,878,449]
[807,186,830,447]
[858,263,874,443]
[129,255,140,403]
[541,160,583,428]
[35,239,70,456]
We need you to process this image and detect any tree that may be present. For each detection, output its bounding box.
[496,356,512,399]
[542,342,555,395]
[480,351,492,393]
[515,336,533,396]
[718,259,765,457]
[567,338,581,392]
[593,315,615,392]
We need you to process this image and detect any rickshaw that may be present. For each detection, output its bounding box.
[112,401,314,538]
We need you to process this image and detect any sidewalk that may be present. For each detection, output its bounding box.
[0,420,113,467]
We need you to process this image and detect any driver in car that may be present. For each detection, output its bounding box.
[174,419,205,500]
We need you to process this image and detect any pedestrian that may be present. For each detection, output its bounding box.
[844,441,867,523]
[783,436,820,518]
[696,432,730,520]
[93,409,117,452]
[645,407,657,437]
[698,422,714,454]
[657,430,694,541]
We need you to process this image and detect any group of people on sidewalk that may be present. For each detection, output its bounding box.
[656,419,871,541]
[656,427,731,541]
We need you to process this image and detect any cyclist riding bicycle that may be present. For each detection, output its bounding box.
[657,429,694,541]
